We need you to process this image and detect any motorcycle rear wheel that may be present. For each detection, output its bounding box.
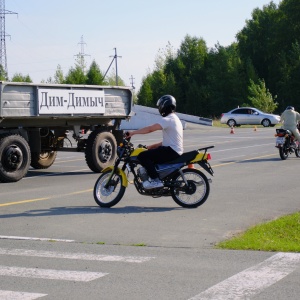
[279,146,289,160]
[93,170,126,207]
[170,168,210,208]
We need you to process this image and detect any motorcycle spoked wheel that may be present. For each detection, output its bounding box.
[93,170,126,207]
[295,149,300,157]
[170,168,210,208]
[279,146,289,160]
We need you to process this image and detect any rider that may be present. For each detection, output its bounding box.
[126,95,183,190]
[280,106,300,147]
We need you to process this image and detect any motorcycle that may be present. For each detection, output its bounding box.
[93,133,214,208]
[275,127,300,160]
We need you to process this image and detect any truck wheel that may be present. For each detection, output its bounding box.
[31,151,57,169]
[85,130,117,172]
[0,134,31,182]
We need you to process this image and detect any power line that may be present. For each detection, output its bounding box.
[103,48,122,86]
[129,75,135,90]
[0,0,17,75]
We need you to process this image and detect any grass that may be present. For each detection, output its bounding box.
[216,212,300,252]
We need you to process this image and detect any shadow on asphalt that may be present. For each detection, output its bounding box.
[26,170,94,177]
[221,157,281,164]
[0,205,184,218]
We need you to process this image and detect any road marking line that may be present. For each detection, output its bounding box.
[0,198,50,207]
[189,252,300,300]
[0,248,155,263]
[212,153,277,168]
[0,189,92,206]
[0,236,75,243]
[211,143,274,152]
[0,290,47,299]
[0,265,107,282]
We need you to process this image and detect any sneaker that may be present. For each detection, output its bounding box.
[143,178,163,190]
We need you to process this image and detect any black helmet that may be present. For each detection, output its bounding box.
[157,95,176,117]
[286,106,295,110]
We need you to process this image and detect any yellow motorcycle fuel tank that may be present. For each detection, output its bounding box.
[129,147,147,163]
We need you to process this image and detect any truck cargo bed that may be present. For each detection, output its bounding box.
[0,82,132,128]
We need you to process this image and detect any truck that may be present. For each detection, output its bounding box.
[0,81,133,183]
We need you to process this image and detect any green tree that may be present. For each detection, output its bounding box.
[137,75,153,106]
[11,73,32,82]
[64,65,86,84]
[54,64,65,84]
[0,65,8,80]
[237,2,279,82]
[86,60,105,85]
[248,79,278,113]
[106,69,125,86]
[206,43,247,117]
[163,35,208,113]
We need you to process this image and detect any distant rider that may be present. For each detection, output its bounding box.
[280,106,300,147]
[126,95,183,190]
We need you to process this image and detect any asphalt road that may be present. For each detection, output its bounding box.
[0,125,300,299]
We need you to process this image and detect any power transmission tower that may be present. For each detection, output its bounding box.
[74,35,90,73]
[103,48,122,86]
[0,0,17,76]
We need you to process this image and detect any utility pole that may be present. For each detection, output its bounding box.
[129,75,135,90]
[74,35,90,73]
[103,48,122,86]
[0,0,17,76]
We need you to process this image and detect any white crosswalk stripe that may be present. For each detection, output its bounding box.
[0,265,107,281]
[0,247,155,263]
[0,290,47,299]
[0,246,154,299]
[189,252,300,300]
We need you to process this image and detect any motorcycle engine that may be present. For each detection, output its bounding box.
[137,166,148,182]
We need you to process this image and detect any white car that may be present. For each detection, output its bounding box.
[220,107,281,127]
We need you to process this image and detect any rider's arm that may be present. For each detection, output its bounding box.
[147,141,162,150]
[127,123,162,137]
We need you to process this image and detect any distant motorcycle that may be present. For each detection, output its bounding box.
[93,133,214,208]
[275,127,300,160]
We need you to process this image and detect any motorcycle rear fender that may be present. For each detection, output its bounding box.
[190,152,210,163]
[197,161,214,176]
[189,152,214,176]
[101,166,128,187]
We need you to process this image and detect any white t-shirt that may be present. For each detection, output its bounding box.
[158,113,183,155]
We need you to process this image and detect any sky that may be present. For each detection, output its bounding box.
[5,0,282,91]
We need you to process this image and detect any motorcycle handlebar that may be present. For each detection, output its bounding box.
[124,131,131,141]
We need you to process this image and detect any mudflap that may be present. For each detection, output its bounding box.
[197,161,214,176]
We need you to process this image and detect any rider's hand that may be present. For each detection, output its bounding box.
[137,144,147,149]
[125,131,133,139]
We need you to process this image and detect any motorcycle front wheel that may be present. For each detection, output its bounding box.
[170,168,210,208]
[279,146,289,160]
[93,170,126,207]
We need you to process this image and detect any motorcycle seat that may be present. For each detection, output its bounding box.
[166,150,198,164]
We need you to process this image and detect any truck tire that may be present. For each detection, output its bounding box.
[0,134,31,182]
[31,151,57,169]
[85,130,117,172]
